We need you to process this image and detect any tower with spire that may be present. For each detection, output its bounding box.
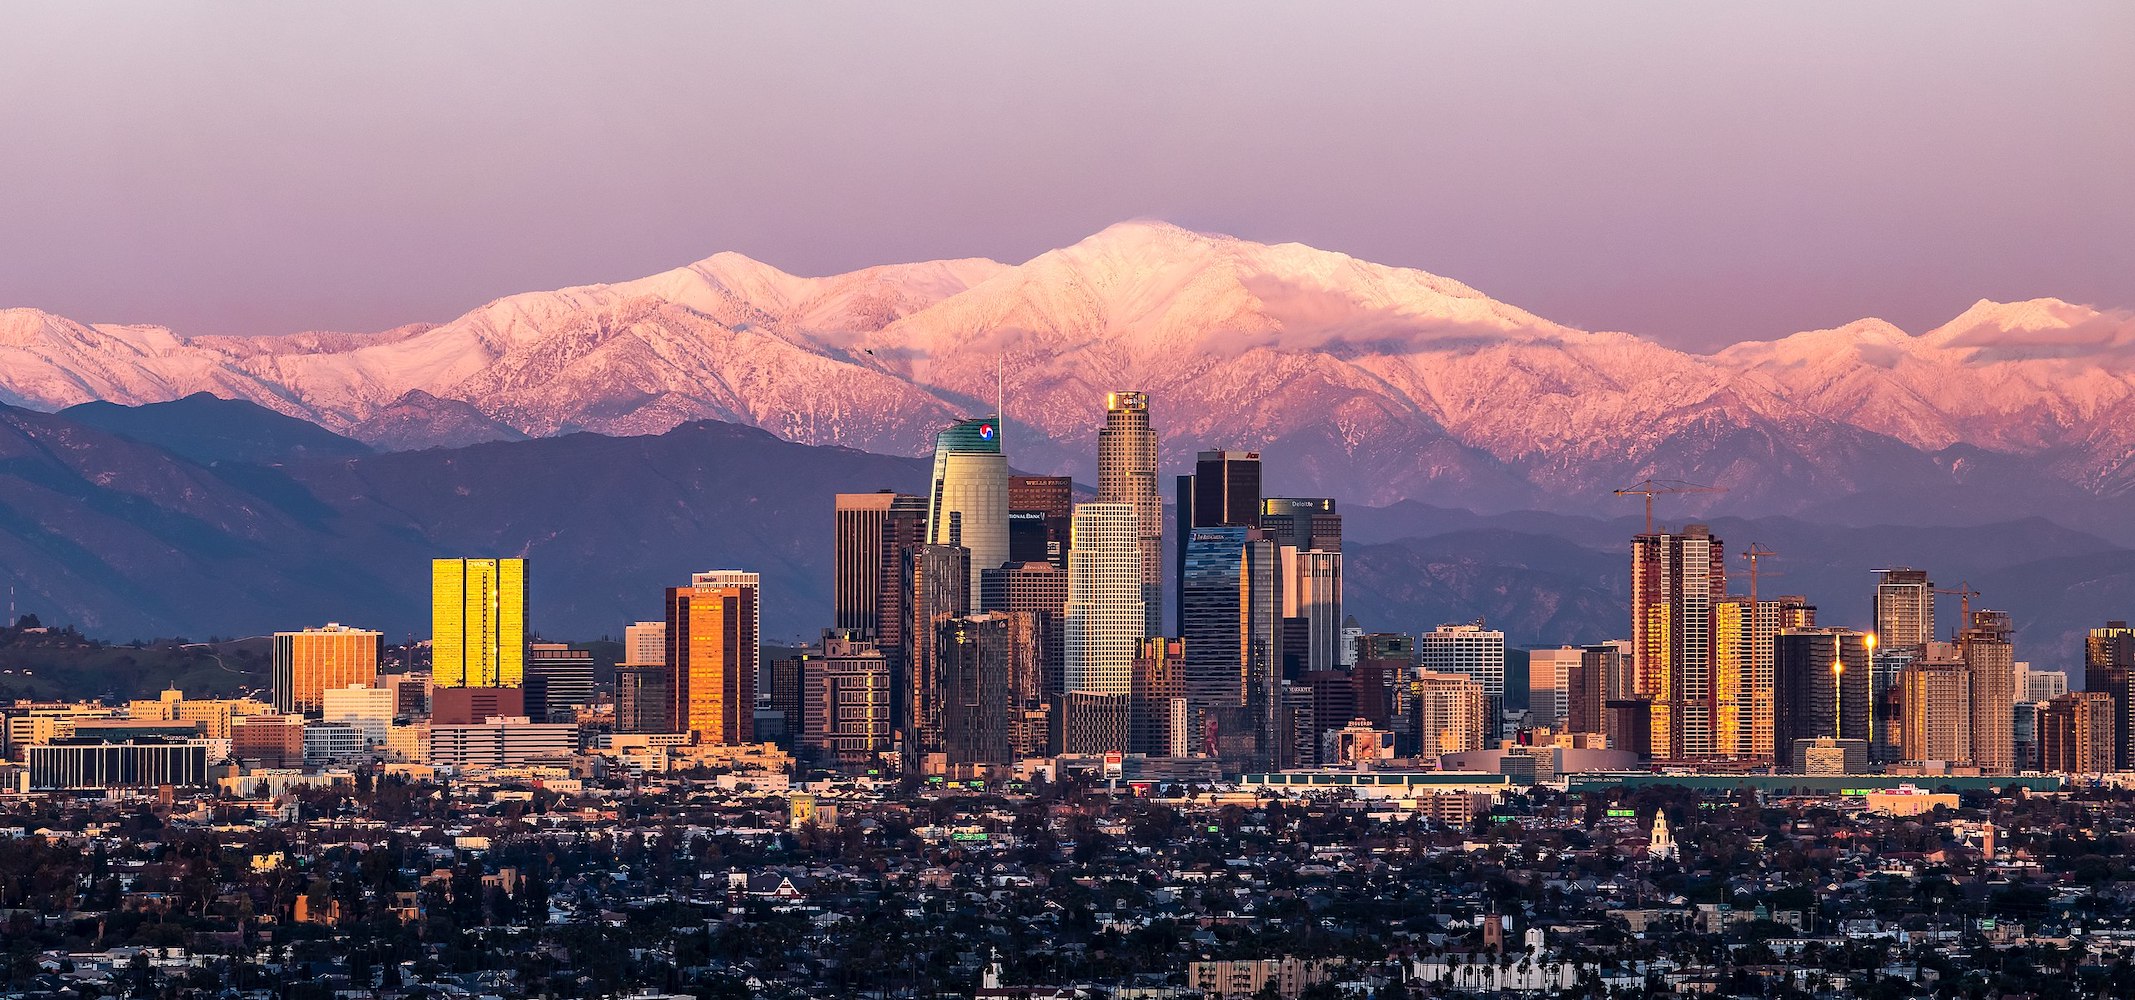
[1648,810,1678,861]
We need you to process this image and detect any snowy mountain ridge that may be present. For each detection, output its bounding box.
[4,220,2132,511]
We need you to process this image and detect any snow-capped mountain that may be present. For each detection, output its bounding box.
[5,221,2132,514]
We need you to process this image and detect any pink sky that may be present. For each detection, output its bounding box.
[0,2,2129,351]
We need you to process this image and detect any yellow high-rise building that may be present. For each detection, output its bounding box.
[432,558,526,689]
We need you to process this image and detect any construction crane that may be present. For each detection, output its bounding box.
[1614,478,1728,534]
[1936,581,1981,644]
[1740,543,1779,606]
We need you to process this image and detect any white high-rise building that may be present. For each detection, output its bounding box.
[321,684,396,746]
[2017,663,2068,702]
[927,417,1009,610]
[1340,616,1364,668]
[1420,623,1507,699]
[624,621,666,666]
[1064,502,1143,696]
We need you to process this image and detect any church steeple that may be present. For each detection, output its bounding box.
[1649,810,1678,861]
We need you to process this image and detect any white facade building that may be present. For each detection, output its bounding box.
[429,717,576,770]
[1420,622,1508,699]
[624,621,667,666]
[1064,502,1144,696]
[302,722,366,765]
[321,683,395,745]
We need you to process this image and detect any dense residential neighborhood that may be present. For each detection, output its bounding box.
[4,756,2135,998]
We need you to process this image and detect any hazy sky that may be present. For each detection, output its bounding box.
[1,2,2128,351]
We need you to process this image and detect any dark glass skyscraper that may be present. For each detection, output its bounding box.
[1773,628,1872,769]
[2085,620,2135,769]
[980,560,1067,699]
[1180,525,1278,766]
[524,643,594,724]
[1007,474,1072,569]
[872,495,930,650]
[937,613,1023,773]
[900,542,969,774]
[1259,497,1341,552]
[1173,450,1262,632]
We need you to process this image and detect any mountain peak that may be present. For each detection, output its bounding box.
[1932,297,2088,336]
[1073,218,1224,250]
[1920,298,2135,359]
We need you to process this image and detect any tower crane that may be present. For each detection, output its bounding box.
[1935,581,1981,647]
[1613,478,1728,534]
[1740,543,1779,606]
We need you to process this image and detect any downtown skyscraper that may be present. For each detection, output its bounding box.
[2085,620,2135,769]
[1098,391,1163,637]
[272,623,382,715]
[1631,524,1725,760]
[834,491,923,638]
[1899,645,1972,764]
[1174,450,1262,632]
[1007,475,1072,568]
[432,557,526,689]
[926,416,1008,610]
[1064,502,1143,697]
[1181,524,1279,765]
[1264,497,1343,676]
[666,570,761,745]
[1873,568,1936,649]
[900,542,970,773]
[1714,594,1815,762]
[1964,609,2017,773]
[1772,627,1872,768]
[1419,622,1507,716]
[2040,692,2116,775]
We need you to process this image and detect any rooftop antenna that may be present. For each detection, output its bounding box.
[997,354,1005,445]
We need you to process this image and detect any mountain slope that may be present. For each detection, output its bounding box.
[4,222,2132,517]
[0,402,2127,663]
[60,392,372,466]
[0,403,928,641]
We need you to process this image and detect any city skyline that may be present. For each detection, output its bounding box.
[17,384,2094,775]
[4,7,2129,997]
